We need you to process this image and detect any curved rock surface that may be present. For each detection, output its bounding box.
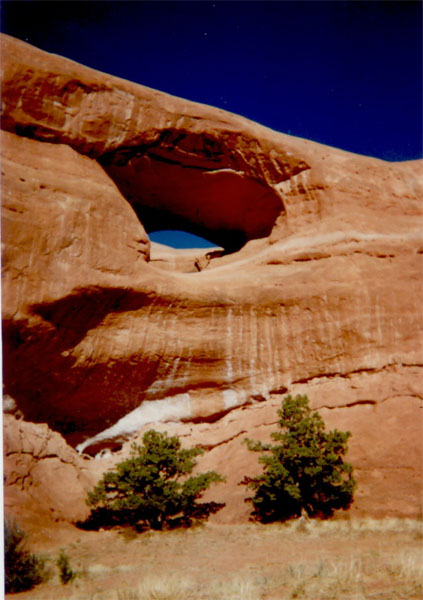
[3,415,95,529]
[2,34,422,525]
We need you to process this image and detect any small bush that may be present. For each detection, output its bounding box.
[4,519,47,593]
[85,429,225,531]
[241,394,356,522]
[57,549,77,584]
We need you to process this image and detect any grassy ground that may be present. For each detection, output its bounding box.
[8,518,423,600]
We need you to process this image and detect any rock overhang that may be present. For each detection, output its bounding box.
[1,34,315,252]
[101,154,285,251]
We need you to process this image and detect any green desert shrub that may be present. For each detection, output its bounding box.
[4,519,48,593]
[56,549,77,584]
[85,429,225,531]
[241,394,356,522]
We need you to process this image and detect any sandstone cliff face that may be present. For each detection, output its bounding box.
[2,34,422,526]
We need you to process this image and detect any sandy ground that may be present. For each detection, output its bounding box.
[7,518,423,600]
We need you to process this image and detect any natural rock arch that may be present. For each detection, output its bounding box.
[100,151,285,252]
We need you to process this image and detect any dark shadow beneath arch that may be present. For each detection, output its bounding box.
[100,152,284,253]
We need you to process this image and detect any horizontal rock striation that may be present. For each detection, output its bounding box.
[171,364,423,522]
[2,34,422,525]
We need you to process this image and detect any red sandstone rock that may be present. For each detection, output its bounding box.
[3,415,96,529]
[1,34,422,527]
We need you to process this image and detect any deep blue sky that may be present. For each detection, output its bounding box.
[1,1,422,247]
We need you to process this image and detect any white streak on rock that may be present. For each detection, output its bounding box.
[165,356,181,389]
[222,388,245,410]
[226,307,234,383]
[249,306,258,391]
[76,393,192,454]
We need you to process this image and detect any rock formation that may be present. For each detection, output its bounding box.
[2,34,422,527]
[3,415,95,530]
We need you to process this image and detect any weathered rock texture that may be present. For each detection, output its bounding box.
[3,415,95,529]
[2,34,422,526]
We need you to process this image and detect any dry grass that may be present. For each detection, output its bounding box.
[58,551,423,600]
[9,518,422,600]
[275,549,423,599]
[117,575,195,600]
[265,515,423,538]
[208,577,262,600]
[117,575,261,600]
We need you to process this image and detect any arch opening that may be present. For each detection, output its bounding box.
[101,151,284,253]
[149,230,219,250]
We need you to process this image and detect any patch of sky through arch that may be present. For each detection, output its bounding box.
[149,230,219,250]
